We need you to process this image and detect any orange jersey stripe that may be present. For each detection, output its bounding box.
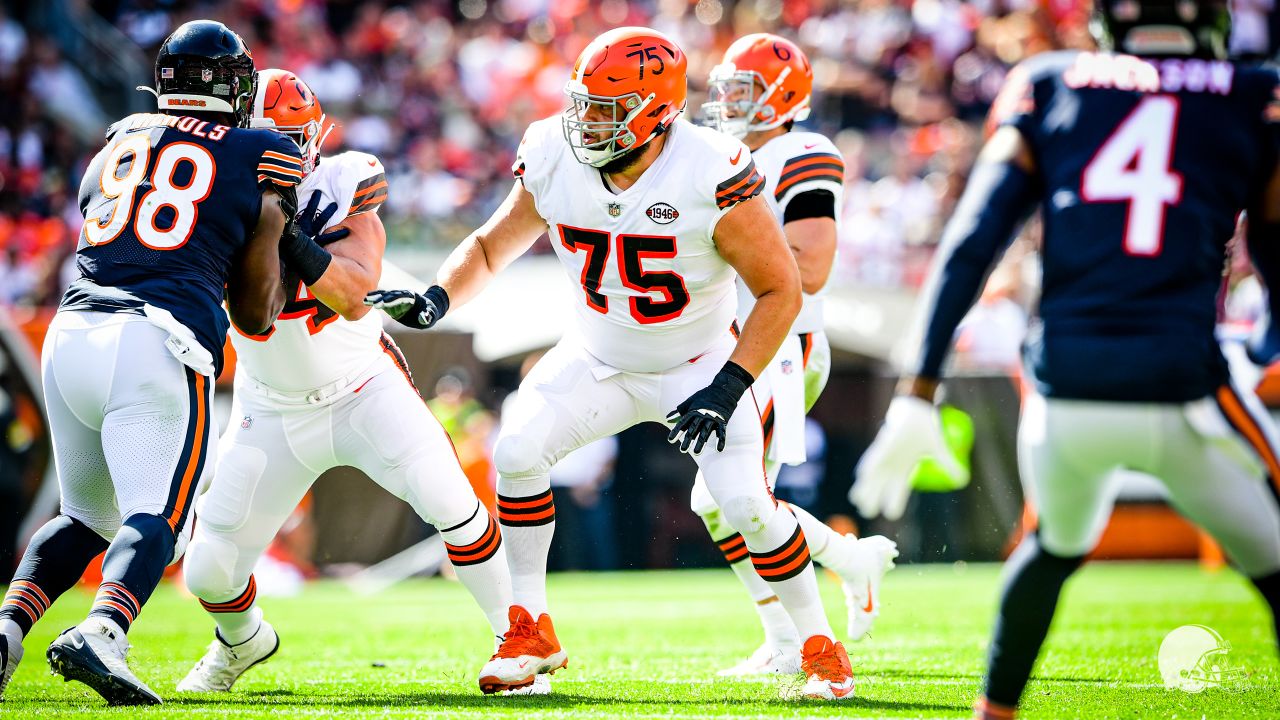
[261,150,302,164]
[780,154,843,176]
[353,180,388,200]
[257,162,304,178]
[775,168,844,197]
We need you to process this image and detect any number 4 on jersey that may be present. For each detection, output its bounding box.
[1081,95,1183,256]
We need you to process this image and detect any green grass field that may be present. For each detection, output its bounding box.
[3,562,1277,718]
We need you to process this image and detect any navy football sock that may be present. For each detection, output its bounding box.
[87,513,175,633]
[1,515,108,637]
[1251,569,1280,647]
[983,535,1084,708]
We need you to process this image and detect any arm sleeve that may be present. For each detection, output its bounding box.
[911,159,1041,379]
[782,189,836,223]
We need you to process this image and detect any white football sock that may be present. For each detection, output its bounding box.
[214,605,263,646]
[739,506,834,642]
[700,508,801,652]
[787,502,845,566]
[497,475,555,617]
[439,502,513,636]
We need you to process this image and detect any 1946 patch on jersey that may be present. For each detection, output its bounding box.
[646,202,680,224]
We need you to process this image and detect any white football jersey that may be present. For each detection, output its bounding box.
[229,150,389,392]
[515,117,761,373]
[735,131,844,335]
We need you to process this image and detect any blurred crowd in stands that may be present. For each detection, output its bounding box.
[0,0,1119,307]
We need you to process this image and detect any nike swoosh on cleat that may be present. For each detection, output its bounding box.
[517,660,531,670]
[730,149,743,164]
[861,581,874,614]
[368,160,377,167]
[831,682,855,698]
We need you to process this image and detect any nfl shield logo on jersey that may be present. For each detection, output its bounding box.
[781,360,794,375]
[608,202,622,217]
[202,68,214,82]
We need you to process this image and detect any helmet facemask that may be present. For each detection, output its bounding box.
[562,81,656,168]
[250,114,332,175]
[703,63,809,139]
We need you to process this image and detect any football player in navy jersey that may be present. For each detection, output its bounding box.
[0,20,343,706]
[851,2,1280,717]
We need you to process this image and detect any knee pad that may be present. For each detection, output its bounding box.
[493,434,548,480]
[183,529,247,602]
[719,494,776,537]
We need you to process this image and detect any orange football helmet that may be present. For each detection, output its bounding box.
[562,27,687,167]
[251,68,333,175]
[703,34,812,139]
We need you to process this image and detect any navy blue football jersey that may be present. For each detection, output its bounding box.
[994,51,1280,402]
[62,112,303,376]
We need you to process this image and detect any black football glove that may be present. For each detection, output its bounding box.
[363,285,450,330]
[280,191,350,285]
[666,361,755,455]
[296,190,351,247]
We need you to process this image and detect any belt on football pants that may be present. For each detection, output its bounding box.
[242,357,383,407]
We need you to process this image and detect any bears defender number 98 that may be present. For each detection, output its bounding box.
[367,26,857,700]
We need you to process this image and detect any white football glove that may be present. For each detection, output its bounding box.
[851,395,968,521]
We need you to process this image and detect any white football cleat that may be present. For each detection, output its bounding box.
[717,643,802,677]
[1,630,22,700]
[47,617,161,706]
[500,673,552,696]
[818,534,898,641]
[176,621,279,692]
[798,635,855,701]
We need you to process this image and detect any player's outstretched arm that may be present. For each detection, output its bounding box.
[365,180,547,329]
[852,126,1039,520]
[227,190,289,335]
[783,194,839,295]
[716,194,803,378]
[304,208,385,322]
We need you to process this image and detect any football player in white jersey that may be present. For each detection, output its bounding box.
[697,34,899,676]
[366,27,855,700]
[176,70,515,693]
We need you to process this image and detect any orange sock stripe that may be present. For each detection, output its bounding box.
[97,582,140,616]
[750,526,813,581]
[496,491,554,509]
[498,506,555,526]
[92,598,135,623]
[200,576,257,613]
[12,580,50,607]
[717,533,749,563]
[447,515,499,554]
[447,518,503,566]
[2,593,42,623]
[1216,386,1280,490]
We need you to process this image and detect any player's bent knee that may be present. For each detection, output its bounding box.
[493,434,550,479]
[183,531,248,602]
[719,495,775,536]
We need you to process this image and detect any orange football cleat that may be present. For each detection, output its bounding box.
[799,635,855,700]
[478,606,568,695]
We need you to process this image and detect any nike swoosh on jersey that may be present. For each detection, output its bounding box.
[730,148,743,164]
[803,143,819,149]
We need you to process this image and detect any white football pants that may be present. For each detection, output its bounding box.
[42,310,213,557]
[1021,386,1280,576]
[184,345,481,601]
